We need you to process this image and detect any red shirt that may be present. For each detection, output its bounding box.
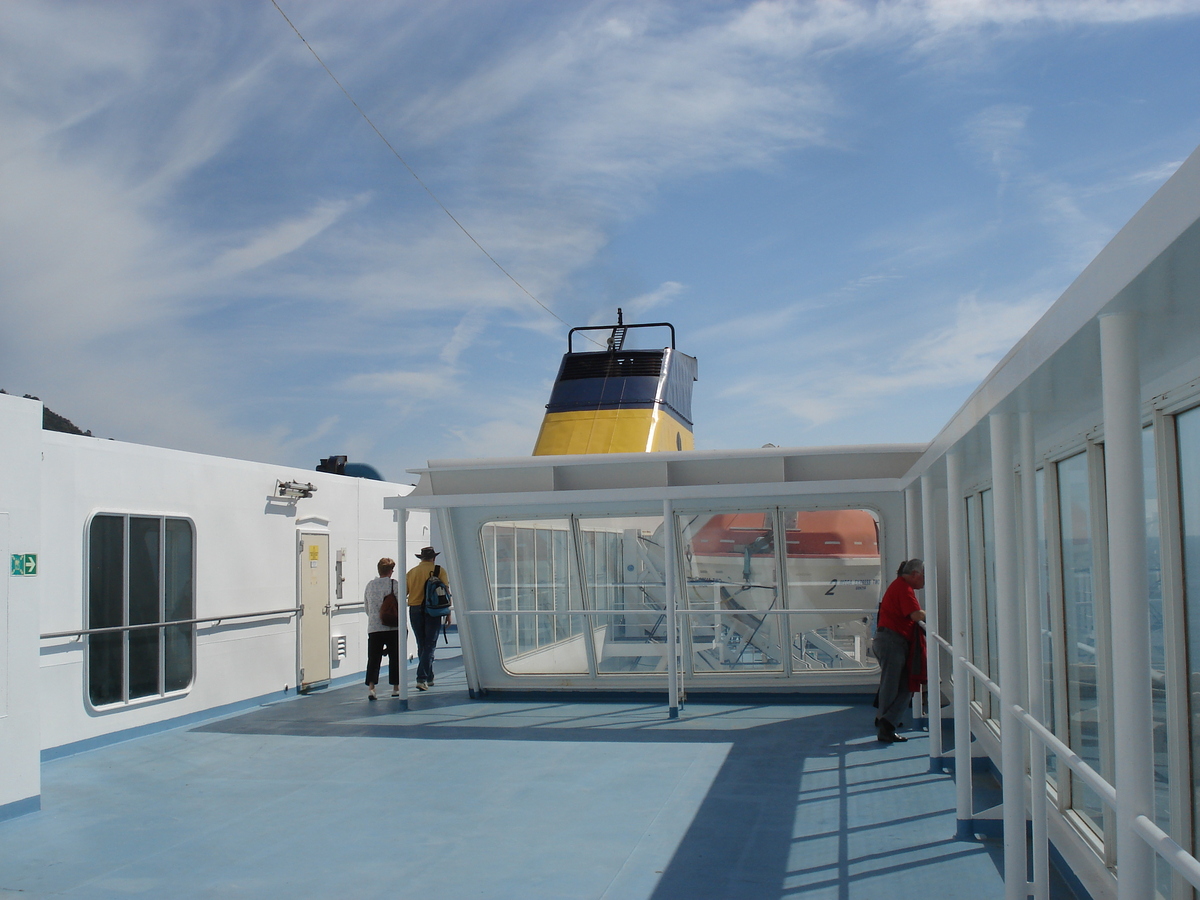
[878,577,921,640]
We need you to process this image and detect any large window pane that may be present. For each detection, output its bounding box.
[680,510,782,673]
[88,515,124,706]
[87,515,194,706]
[481,519,587,675]
[1034,469,1057,779]
[1059,451,1104,832]
[1176,407,1200,857]
[578,514,668,675]
[966,494,989,713]
[982,489,999,696]
[782,509,880,671]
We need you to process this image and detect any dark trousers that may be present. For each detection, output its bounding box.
[365,630,400,686]
[873,628,911,727]
[410,606,441,684]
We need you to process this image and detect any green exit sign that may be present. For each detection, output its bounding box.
[10,554,37,576]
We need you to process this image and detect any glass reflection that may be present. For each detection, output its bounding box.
[1058,451,1104,832]
[680,511,782,673]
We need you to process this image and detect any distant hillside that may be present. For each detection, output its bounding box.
[0,390,93,436]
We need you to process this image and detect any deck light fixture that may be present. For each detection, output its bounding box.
[275,480,317,500]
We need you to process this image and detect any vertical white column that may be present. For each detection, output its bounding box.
[946,449,974,838]
[1099,313,1154,900]
[663,499,679,719]
[397,509,409,710]
[1020,412,1049,900]
[991,413,1027,900]
[906,485,924,720]
[922,472,943,768]
[905,485,921,560]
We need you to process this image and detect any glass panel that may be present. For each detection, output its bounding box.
[127,517,161,699]
[966,494,988,713]
[1034,469,1057,779]
[481,519,586,674]
[578,514,668,674]
[1139,426,1169,898]
[88,515,124,706]
[1058,451,1103,832]
[1176,407,1200,858]
[982,489,999,696]
[163,518,194,692]
[782,509,880,671]
[164,624,193,693]
[680,510,782,673]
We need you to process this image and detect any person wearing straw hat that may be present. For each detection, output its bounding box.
[406,546,450,690]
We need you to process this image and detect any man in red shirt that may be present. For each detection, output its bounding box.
[873,558,926,743]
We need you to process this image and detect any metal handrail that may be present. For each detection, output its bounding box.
[944,644,1200,892]
[40,607,302,640]
[1135,816,1200,891]
[960,658,1002,700]
[332,602,365,612]
[465,607,876,616]
[1013,704,1116,808]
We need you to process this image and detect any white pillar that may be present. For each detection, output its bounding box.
[663,499,680,719]
[947,449,974,838]
[1020,412,1049,900]
[990,412,1027,900]
[1099,313,1155,900]
[905,484,921,560]
[922,472,943,768]
[906,484,924,720]
[396,509,409,710]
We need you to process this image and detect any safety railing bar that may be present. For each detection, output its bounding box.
[40,607,302,640]
[1134,815,1200,891]
[464,608,877,616]
[960,657,1002,700]
[332,602,366,611]
[1012,705,1116,808]
[931,632,953,652]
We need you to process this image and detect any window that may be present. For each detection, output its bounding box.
[1057,451,1105,833]
[481,519,587,675]
[1175,407,1200,858]
[88,515,194,706]
[1034,468,1057,779]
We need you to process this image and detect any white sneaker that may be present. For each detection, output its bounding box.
[416,681,429,691]
[391,688,400,698]
[368,687,377,701]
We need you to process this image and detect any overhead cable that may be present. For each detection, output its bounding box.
[269,0,578,334]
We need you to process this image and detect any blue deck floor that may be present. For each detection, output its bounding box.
[1,658,1044,899]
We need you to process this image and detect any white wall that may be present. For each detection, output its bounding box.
[37,430,427,753]
[0,394,43,815]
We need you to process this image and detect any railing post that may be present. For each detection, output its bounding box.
[922,472,943,770]
[663,499,680,719]
[905,484,924,723]
[1099,313,1155,900]
[396,508,409,711]
[990,412,1027,900]
[947,449,974,839]
[1020,411,1050,900]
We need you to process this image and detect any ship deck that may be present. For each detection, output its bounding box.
[0,654,1066,899]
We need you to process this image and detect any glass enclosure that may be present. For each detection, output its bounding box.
[479,507,882,679]
[480,519,587,675]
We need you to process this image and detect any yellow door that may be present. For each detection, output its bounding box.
[298,533,331,691]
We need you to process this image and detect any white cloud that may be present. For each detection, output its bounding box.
[212,198,358,278]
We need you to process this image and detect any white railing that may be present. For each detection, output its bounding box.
[934,628,1200,894]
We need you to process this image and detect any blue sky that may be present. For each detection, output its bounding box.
[3,1,1200,481]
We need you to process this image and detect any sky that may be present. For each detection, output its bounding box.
[3,1,1200,482]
